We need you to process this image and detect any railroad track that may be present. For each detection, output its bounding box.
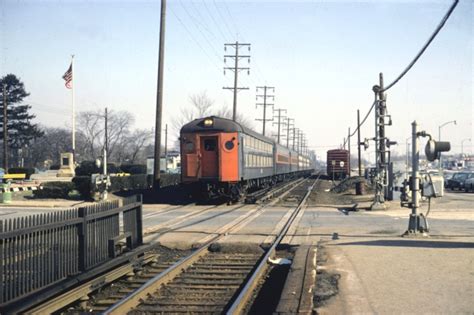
[26,176,318,314]
[104,176,318,314]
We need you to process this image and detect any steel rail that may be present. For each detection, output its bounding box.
[104,178,310,315]
[245,177,306,204]
[226,176,319,314]
[27,254,156,314]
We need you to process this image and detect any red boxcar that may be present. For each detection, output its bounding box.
[327,149,350,179]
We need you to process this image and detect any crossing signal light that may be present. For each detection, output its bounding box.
[425,140,451,162]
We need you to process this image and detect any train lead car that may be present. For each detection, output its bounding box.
[180,116,313,200]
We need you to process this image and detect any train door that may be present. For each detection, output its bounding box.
[200,136,218,178]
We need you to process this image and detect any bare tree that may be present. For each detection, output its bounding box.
[77,109,134,162]
[189,91,214,117]
[122,128,154,164]
[214,106,254,129]
[172,91,215,136]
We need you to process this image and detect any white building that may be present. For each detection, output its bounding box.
[146,151,181,174]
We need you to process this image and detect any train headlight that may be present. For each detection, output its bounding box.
[203,118,213,127]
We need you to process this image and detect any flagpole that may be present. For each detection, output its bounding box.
[71,54,75,157]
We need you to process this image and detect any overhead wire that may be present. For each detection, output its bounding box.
[212,0,236,41]
[201,0,229,42]
[178,0,223,61]
[343,0,459,147]
[168,6,225,76]
[382,0,459,92]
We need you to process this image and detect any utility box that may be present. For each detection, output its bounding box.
[422,174,444,197]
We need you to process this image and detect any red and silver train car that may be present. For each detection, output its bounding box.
[180,116,312,200]
[326,149,350,179]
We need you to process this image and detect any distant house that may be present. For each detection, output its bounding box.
[146,151,181,174]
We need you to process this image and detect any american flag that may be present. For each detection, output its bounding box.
[62,63,73,89]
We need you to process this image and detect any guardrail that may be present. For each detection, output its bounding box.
[0,195,143,307]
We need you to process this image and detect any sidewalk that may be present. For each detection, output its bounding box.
[310,193,474,314]
[317,235,474,314]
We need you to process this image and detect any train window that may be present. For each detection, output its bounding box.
[225,140,234,150]
[184,141,194,152]
[204,139,216,151]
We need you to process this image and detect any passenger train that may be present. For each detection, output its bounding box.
[180,116,313,200]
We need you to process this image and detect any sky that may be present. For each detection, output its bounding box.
[0,0,472,161]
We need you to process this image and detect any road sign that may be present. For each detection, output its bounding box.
[331,160,336,166]
[340,161,345,168]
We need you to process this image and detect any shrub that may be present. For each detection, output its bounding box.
[75,161,122,176]
[33,181,76,199]
[107,163,121,174]
[8,167,36,179]
[75,161,100,176]
[160,173,180,187]
[110,174,150,191]
[72,176,93,200]
[120,164,147,175]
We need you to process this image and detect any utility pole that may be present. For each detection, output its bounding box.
[223,42,250,121]
[293,128,298,151]
[164,124,168,173]
[286,118,294,148]
[356,109,364,195]
[298,131,303,154]
[153,0,166,189]
[272,108,287,144]
[2,84,8,173]
[255,86,274,135]
[348,127,351,177]
[357,110,361,176]
[104,107,108,156]
[103,107,108,176]
[371,72,393,209]
[300,132,304,154]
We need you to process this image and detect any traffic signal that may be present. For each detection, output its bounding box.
[425,140,451,162]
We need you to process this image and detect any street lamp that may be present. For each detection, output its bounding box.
[438,120,456,171]
[461,138,471,156]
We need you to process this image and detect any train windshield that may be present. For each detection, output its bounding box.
[204,139,217,151]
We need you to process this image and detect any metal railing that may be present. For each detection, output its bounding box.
[0,195,143,306]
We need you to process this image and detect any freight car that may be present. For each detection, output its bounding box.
[180,116,312,200]
[327,149,350,179]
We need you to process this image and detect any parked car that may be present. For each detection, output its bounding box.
[446,172,472,191]
[463,173,474,192]
[443,171,455,188]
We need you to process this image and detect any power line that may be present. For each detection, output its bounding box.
[349,99,377,138]
[201,0,228,42]
[382,0,459,92]
[212,0,235,40]
[178,0,222,61]
[169,6,223,74]
[213,0,266,85]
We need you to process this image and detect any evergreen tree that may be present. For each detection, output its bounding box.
[0,74,43,166]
